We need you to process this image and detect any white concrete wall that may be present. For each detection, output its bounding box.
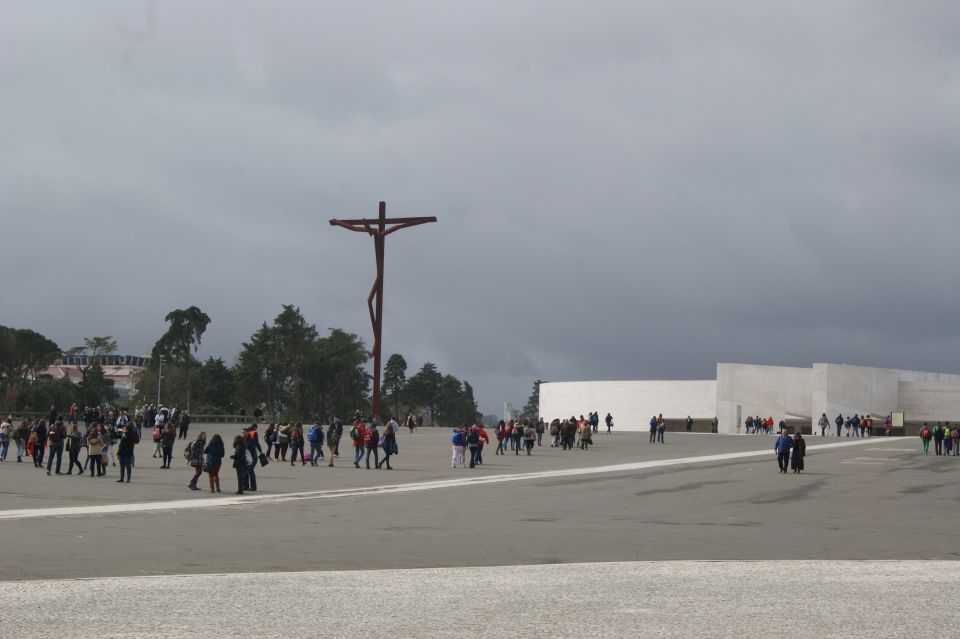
[898,382,960,422]
[814,364,900,426]
[716,364,812,434]
[539,380,717,432]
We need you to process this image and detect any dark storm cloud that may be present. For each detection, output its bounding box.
[2,1,959,414]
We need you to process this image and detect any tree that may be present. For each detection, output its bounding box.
[520,380,545,421]
[313,329,369,420]
[193,357,236,414]
[64,336,117,382]
[382,354,407,419]
[0,326,60,392]
[405,363,442,426]
[77,362,118,407]
[152,306,211,410]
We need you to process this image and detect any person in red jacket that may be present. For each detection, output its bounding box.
[475,424,490,465]
[351,420,367,469]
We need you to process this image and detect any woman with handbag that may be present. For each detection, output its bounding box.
[186,432,206,491]
[204,433,225,493]
[377,419,395,470]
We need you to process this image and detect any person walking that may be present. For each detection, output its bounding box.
[496,420,508,454]
[952,424,960,457]
[818,413,830,437]
[933,422,945,456]
[535,418,545,446]
[351,420,366,468]
[835,414,843,437]
[230,435,250,494]
[204,433,225,493]
[377,419,396,470]
[919,423,932,455]
[475,423,489,465]
[65,422,84,475]
[364,423,380,470]
[451,426,466,468]
[288,424,305,466]
[790,433,806,473]
[307,421,324,466]
[605,413,614,433]
[185,432,206,491]
[115,422,139,483]
[656,414,666,444]
[0,417,9,462]
[512,421,524,455]
[264,424,276,459]
[578,420,592,451]
[774,429,793,473]
[160,423,176,468]
[467,425,481,468]
[649,416,657,443]
[325,422,339,467]
[242,425,262,492]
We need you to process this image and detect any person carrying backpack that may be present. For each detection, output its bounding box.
[325,423,340,467]
[351,420,366,468]
[919,423,932,455]
[451,427,466,468]
[466,425,481,468]
[364,423,380,470]
[307,421,324,466]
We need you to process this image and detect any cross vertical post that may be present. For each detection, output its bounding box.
[330,202,437,422]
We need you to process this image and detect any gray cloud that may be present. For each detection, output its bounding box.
[2,1,959,414]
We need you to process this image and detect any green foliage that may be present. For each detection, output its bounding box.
[235,307,370,421]
[193,357,236,413]
[64,336,117,381]
[0,326,60,392]
[404,363,479,427]
[520,379,545,421]
[382,353,407,419]
[77,362,118,407]
[152,306,211,410]
[3,377,75,412]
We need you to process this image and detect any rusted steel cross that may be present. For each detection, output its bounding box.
[329,202,437,421]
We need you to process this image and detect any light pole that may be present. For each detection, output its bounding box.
[156,358,164,406]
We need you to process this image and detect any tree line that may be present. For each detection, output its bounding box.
[0,305,481,426]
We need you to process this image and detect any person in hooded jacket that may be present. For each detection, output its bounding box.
[790,433,806,473]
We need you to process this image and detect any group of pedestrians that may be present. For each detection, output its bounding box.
[918,422,960,456]
[774,429,807,473]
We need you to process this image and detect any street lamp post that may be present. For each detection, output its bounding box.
[156,358,164,406]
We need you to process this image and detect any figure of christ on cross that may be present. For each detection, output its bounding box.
[329,202,437,421]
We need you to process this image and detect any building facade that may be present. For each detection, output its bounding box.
[539,363,960,434]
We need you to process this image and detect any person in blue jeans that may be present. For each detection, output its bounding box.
[351,421,366,468]
[45,419,65,475]
[364,425,380,469]
[307,421,324,466]
[774,430,793,473]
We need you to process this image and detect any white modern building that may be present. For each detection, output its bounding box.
[539,363,960,434]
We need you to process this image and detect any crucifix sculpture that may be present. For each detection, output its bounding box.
[330,201,437,421]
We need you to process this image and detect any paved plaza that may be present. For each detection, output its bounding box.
[1,427,956,636]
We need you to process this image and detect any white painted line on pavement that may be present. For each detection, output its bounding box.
[0,437,897,521]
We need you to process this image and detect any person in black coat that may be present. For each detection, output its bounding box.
[230,435,249,494]
[242,425,262,492]
[790,433,806,473]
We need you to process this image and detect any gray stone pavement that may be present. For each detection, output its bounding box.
[1,428,954,582]
[1,561,954,638]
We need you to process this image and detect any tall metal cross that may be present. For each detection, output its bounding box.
[330,201,437,421]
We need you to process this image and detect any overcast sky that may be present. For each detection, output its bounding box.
[3,1,959,415]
